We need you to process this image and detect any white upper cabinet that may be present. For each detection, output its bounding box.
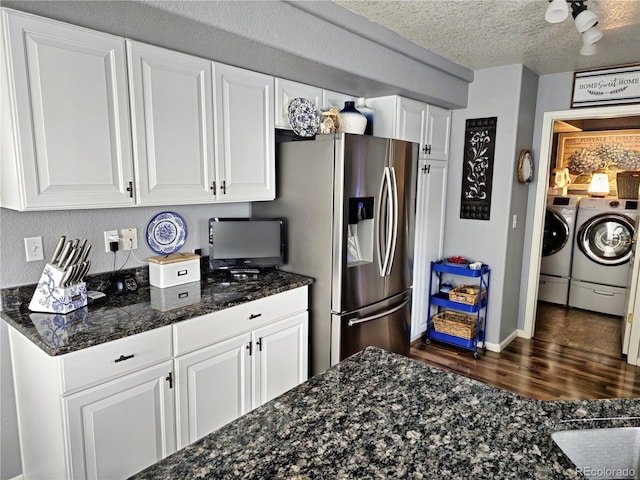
[425,104,452,161]
[1,9,135,210]
[274,79,355,130]
[1,8,277,210]
[274,78,323,128]
[214,63,275,202]
[367,95,451,162]
[322,90,356,111]
[127,41,217,205]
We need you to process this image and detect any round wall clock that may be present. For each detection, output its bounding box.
[517,149,534,184]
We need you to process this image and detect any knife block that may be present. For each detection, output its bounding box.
[29,264,87,314]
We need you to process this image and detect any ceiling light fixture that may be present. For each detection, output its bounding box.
[544,0,603,56]
[545,0,569,23]
[571,1,598,32]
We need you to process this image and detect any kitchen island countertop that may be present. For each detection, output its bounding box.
[0,269,313,356]
[131,346,640,479]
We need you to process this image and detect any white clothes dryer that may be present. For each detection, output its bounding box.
[569,197,638,316]
[538,195,579,306]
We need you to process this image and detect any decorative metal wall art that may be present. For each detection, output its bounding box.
[460,117,497,220]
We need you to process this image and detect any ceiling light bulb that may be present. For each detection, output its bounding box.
[574,8,599,33]
[582,25,603,45]
[545,0,569,23]
[580,42,598,56]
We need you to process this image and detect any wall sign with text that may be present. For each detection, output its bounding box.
[572,64,640,108]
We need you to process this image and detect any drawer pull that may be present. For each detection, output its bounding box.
[178,292,189,299]
[249,313,262,320]
[177,269,188,276]
[593,290,615,296]
[115,354,135,363]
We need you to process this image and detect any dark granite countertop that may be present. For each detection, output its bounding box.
[0,269,313,356]
[131,347,640,480]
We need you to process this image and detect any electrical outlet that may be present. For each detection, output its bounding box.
[121,228,138,251]
[104,230,119,252]
[24,236,44,262]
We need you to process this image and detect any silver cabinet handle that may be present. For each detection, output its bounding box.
[593,290,615,296]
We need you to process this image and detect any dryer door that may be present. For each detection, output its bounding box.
[543,209,570,256]
[577,213,635,266]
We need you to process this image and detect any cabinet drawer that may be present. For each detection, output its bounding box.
[60,326,172,393]
[174,287,308,356]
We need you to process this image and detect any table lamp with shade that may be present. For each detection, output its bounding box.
[588,173,610,197]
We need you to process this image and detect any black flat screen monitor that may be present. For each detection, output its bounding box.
[208,218,285,273]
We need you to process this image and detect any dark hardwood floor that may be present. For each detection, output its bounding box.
[410,302,640,400]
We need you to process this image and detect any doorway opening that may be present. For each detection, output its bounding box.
[524,105,640,365]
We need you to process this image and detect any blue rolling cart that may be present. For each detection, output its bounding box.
[424,260,490,359]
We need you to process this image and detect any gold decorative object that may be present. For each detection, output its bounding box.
[320,107,341,134]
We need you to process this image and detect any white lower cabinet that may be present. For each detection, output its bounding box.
[175,333,252,447]
[9,287,309,479]
[253,312,308,406]
[174,288,308,449]
[8,325,174,479]
[64,361,176,480]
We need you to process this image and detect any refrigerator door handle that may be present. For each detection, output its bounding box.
[376,167,394,277]
[347,296,410,326]
[386,166,399,276]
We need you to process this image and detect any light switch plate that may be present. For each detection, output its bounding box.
[24,236,44,262]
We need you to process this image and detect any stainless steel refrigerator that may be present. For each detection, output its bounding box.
[254,133,418,375]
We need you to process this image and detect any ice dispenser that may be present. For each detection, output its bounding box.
[347,197,374,265]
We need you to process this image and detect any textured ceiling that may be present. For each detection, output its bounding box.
[334,0,640,75]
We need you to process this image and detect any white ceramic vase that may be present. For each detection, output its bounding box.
[340,101,367,134]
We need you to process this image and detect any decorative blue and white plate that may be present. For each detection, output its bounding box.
[146,211,187,255]
[288,97,321,137]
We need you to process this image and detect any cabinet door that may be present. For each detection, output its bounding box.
[127,41,216,205]
[253,312,308,408]
[322,90,355,111]
[425,105,451,161]
[396,97,427,147]
[64,361,176,480]
[411,161,447,340]
[175,333,252,449]
[214,63,275,202]
[1,10,134,210]
[275,78,323,128]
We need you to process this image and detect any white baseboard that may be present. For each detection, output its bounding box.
[483,329,521,353]
[9,474,24,480]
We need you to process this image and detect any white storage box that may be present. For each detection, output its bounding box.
[568,279,627,316]
[538,275,569,306]
[150,281,201,311]
[149,253,200,288]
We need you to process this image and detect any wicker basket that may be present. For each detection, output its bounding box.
[448,285,486,305]
[616,171,640,199]
[432,311,479,339]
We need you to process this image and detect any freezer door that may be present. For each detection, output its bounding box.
[333,135,417,312]
[330,291,411,365]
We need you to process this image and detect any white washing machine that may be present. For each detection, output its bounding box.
[569,197,638,316]
[538,195,579,306]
